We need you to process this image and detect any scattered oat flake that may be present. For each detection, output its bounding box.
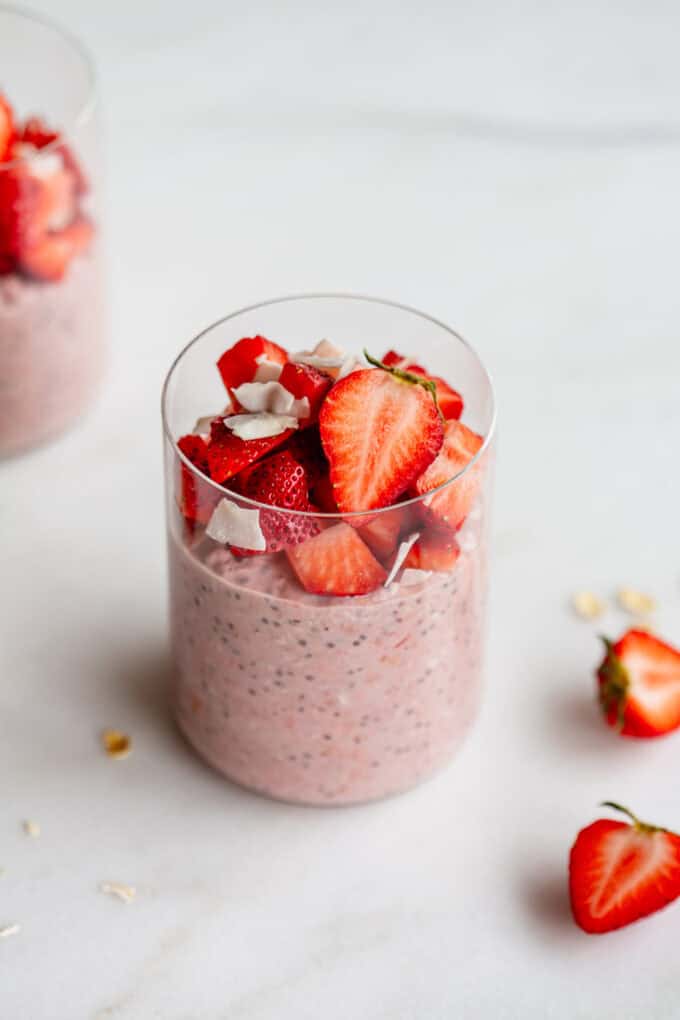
[99,881,136,904]
[617,587,656,616]
[102,729,131,758]
[22,820,40,838]
[571,591,606,620]
[0,924,20,939]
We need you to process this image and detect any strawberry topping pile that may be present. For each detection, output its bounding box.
[176,338,485,596]
[0,91,92,282]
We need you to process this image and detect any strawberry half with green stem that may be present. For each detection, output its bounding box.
[206,418,293,484]
[597,629,680,738]
[569,802,680,934]
[217,336,287,396]
[410,419,484,533]
[319,352,444,514]
[287,522,387,596]
[382,349,464,420]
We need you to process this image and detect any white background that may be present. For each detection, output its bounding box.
[1,1,679,1017]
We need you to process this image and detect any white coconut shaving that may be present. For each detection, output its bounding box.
[400,568,432,586]
[290,339,348,374]
[223,412,298,440]
[336,355,365,381]
[192,415,217,436]
[232,380,310,419]
[253,354,284,383]
[384,532,421,588]
[206,498,266,551]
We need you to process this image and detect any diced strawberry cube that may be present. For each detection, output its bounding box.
[278,361,332,426]
[206,418,293,484]
[287,522,387,595]
[410,420,484,532]
[358,506,407,565]
[0,94,15,163]
[19,215,93,282]
[404,528,460,571]
[216,336,287,395]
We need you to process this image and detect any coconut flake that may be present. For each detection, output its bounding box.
[192,415,217,436]
[254,355,284,383]
[206,498,266,551]
[232,381,309,419]
[290,339,348,374]
[400,568,432,586]
[384,532,421,588]
[336,355,365,381]
[223,413,298,440]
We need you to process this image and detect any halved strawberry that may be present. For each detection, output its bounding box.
[410,420,484,532]
[176,434,218,526]
[319,367,443,513]
[19,215,93,282]
[382,349,464,420]
[358,507,407,565]
[597,629,680,738]
[0,94,15,163]
[236,449,319,552]
[278,361,332,426]
[21,117,88,195]
[217,336,288,395]
[287,522,387,596]
[404,527,460,571]
[569,802,680,934]
[206,418,293,484]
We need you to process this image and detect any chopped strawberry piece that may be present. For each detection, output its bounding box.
[0,94,14,163]
[206,418,292,484]
[21,117,88,195]
[410,420,483,532]
[278,361,332,425]
[358,507,406,565]
[287,522,387,596]
[404,527,460,571]
[569,802,680,934]
[176,434,218,526]
[236,449,319,552]
[597,629,680,738]
[319,368,443,513]
[310,472,338,513]
[0,161,43,257]
[381,349,464,420]
[217,336,288,395]
[19,215,93,282]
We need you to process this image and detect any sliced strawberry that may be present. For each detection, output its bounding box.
[217,336,288,395]
[21,117,88,195]
[597,629,680,738]
[382,349,464,421]
[287,522,387,596]
[19,215,93,282]
[319,368,443,513]
[358,507,406,565]
[206,418,292,484]
[404,527,460,571]
[176,434,218,525]
[235,449,319,552]
[278,361,332,426]
[0,94,15,162]
[569,802,680,934]
[410,420,483,532]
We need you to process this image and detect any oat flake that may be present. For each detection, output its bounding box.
[22,820,40,838]
[571,591,605,620]
[102,730,131,758]
[617,587,656,616]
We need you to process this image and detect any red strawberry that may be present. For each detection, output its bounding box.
[281,426,328,486]
[278,361,332,425]
[21,117,88,195]
[382,349,464,420]
[19,215,93,282]
[217,336,287,395]
[176,434,219,526]
[0,94,15,162]
[0,161,43,256]
[206,418,293,484]
[597,629,680,738]
[404,527,460,571]
[310,472,338,513]
[319,367,443,513]
[236,449,319,552]
[287,522,387,596]
[358,507,406,564]
[410,420,484,532]
[569,802,680,934]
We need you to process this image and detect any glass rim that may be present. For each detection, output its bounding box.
[161,291,497,521]
[0,2,98,171]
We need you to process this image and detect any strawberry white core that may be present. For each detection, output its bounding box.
[206,498,266,551]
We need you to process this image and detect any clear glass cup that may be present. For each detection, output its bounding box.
[162,295,496,805]
[0,6,105,457]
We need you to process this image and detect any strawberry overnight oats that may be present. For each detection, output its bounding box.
[163,296,496,805]
[0,10,105,457]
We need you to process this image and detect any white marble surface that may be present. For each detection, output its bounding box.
[2,1,680,1016]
